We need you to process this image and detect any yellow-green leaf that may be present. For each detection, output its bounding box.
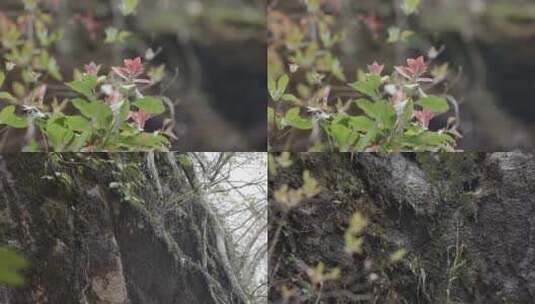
[0,106,27,128]
[284,107,313,130]
[120,0,139,16]
[133,97,165,114]
[417,95,449,114]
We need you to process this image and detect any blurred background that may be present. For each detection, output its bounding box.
[270,0,535,150]
[0,0,266,151]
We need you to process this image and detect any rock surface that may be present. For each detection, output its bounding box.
[269,152,535,303]
[0,153,246,304]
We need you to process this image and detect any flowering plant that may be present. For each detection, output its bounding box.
[268,0,460,152]
[0,0,174,151]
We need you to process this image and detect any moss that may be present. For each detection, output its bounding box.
[42,199,67,224]
[177,154,193,169]
[416,153,482,203]
[105,157,150,212]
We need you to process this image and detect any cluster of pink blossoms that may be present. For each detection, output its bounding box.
[366,56,436,129]
[83,57,153,130]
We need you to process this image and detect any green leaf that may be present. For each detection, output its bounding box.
[330,58,346,82]
[387,27,415,43]
[402,0,421,15]
[132,97,165,114]
[268,76,276,100]
[284,107,313,130]
[71,99,112,129]
[331,123,358,151]
[270,74,290,102]
[355,125,380,151]
[46,56,62,81]
[110,99,130,136]
[400,99,414,125]
[117,99,131,123]
[356,99,396,130]
[119,132,169,149]
[348,116,374,132]
[349,75,381,98]
[66,74,97,99]
[417,95,449,114]
[0,106,27,128]
[120,0,139,16]
[0,92,17,103]
[45,120,74,151]
[277,74,289,94]
[403,131,454,148]
[104,27,132,44]
[356,99,378,118]
[281,94,300,103]
[0,247,28,286]
[69,129,92,151]
[268,107,275,125]
[71,99,94,118]
[0,71,5,88]
[65,115,90,131]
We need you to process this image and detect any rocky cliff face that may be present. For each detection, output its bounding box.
[0,153,246,304]
[269,152,535,303]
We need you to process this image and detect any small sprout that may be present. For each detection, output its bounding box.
[277,152,292,168]
[344,212,368,254]
[281,285,297,302]
[306,262,341,290]
[302,170,321,198]
[390,248,407,263]
[273,184,303,210]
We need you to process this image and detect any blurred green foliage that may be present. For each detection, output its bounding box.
[0,247,27,286]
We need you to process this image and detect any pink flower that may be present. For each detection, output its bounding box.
[367,61,384,76]
[84,62,101,75]
[124,57,144,75]
[112,57,143,79]
[128,110,151,130]
[414,109,434,129]
[395,56,428,79]
[112,57,151,84]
